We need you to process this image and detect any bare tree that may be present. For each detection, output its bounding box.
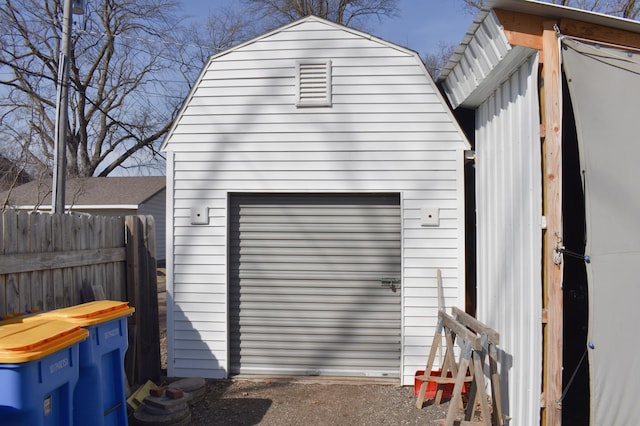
[423,42,457,79]
[0,0,187,178]
[178,5,259,90]
[458,0,639,19]
[242,0,400,30]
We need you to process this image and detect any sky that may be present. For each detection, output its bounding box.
[180,0,477,57]
[369,0,476,55]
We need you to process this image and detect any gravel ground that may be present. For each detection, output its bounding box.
[156,269,465,425]
[187,379,454,426]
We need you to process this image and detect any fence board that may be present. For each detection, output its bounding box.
[3,212,20,315]
[18,212,31,313]
[40,214,54,310]
[71,214,84,305]
[29,214,44,311]
[0,247,126,274]
[125,215,160,383]
[52,214,65,309]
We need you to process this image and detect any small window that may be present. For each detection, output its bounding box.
[296,60,332,107]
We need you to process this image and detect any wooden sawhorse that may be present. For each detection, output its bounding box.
[415,307,506,426]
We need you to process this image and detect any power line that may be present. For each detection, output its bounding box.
[74,28,227,54]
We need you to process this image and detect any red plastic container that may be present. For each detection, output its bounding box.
[414,369,468,399]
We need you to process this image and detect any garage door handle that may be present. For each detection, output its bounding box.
[381,278,400,292]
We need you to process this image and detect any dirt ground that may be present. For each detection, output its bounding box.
[155,269,464,425]
[187,379,453,425]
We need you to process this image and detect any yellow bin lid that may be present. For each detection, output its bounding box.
[0,319,89,363]
[40,301,135,326]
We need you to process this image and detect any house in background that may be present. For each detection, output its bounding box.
[0,176,166,261]
[162,15,470,385]
[439,0,640,424]
[0,154,31,191]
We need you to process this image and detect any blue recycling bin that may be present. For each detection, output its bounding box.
[40,301,134,426]
[0,319,89,426]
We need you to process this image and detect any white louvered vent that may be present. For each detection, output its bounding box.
[296,60,332,107]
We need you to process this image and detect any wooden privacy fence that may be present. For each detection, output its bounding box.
[0,210,160,384]
[0,211,126,315]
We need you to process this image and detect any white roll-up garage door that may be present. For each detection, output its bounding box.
[229,193,402,378]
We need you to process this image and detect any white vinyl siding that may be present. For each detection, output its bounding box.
[139,189,166,261]
[163,17,468,384]
[475,54,542,424]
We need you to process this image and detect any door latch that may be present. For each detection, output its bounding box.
[381,277,400,292]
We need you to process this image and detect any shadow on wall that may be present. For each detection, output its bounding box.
[166,297,274,424]
[497,347,513,426]
[169,302,227,378]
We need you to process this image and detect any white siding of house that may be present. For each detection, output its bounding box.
[139,189,167,261]
[163,17,468,384]
[475,54,542,424]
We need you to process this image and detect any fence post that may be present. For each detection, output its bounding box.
[124,215,161,385]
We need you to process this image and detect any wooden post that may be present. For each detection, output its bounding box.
[125,215,161,385]
[541,21,563,426]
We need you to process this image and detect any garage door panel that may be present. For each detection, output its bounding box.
[230,231,401,241]
[230,309,401,320]
[231,263,399,273]
[229,193,401,378]
[237,317,400,329]
[230,281,398,293]
[236,271,398,280]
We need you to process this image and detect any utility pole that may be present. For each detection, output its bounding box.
[52,0,84,213]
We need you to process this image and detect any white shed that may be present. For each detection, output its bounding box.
[440,0,640,424]
[162,15,470,385]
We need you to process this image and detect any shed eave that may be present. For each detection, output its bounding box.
[439,10,531,109]
[439,0,640,109]
[442,44,537,109]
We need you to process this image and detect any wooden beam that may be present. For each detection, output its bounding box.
[0,247,126,274]
[560,18,640,50]
[541,21,563,426]
[495,9,640,52]
[494,9,545,50]
[439,310,482,351]
[452,306,500,346]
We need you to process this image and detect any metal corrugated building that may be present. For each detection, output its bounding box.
[440,1,640,424]
[162,15,470,385]
[475,54,543,425]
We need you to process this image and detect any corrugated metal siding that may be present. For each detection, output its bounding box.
[441,10,511,108]
[440,10,535,109]
[229,193,401,377]
[475,54,542,424]
[163,17,468,383]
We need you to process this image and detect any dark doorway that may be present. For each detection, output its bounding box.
[561,73,590,425]
[454,107,477,317]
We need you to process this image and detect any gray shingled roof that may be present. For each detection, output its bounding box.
[0,176,165,208]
